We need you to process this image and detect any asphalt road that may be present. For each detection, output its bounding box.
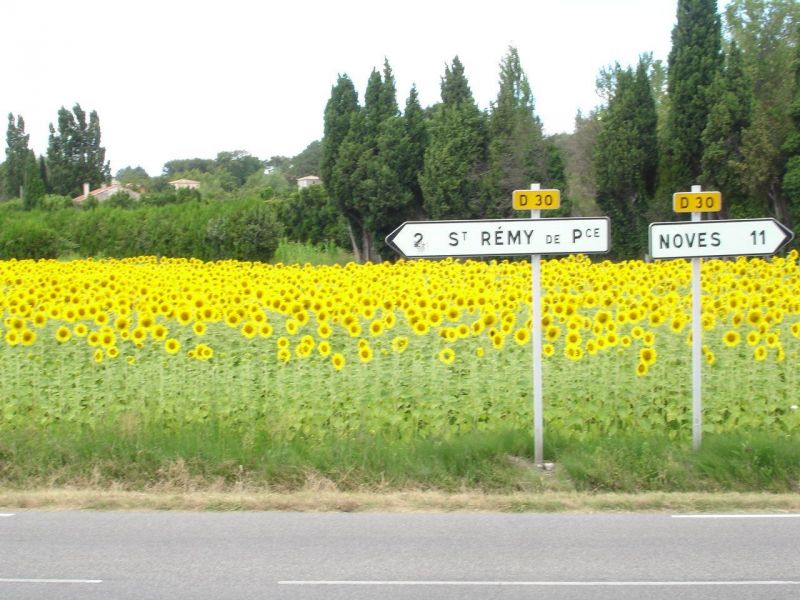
[1,511,799,599]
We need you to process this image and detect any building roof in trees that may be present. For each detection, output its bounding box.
[73,182,141,202]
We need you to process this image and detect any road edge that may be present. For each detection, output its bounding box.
[2,489,800,512]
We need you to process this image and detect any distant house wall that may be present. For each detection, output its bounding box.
[297,175,321,189]
[169,178,201,190]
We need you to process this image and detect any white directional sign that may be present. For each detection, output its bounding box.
[649,218,794,259]
[386,217,610,258]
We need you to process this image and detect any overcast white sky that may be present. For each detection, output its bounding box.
[2,0,725,176]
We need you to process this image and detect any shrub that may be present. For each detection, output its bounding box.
[108,191,136,209]
[0,218,62,259]
[39,194,74,211]
[229,203,284,261]
[0,198,285,262]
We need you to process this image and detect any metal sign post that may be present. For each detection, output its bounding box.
[690,186,703,450]
[387,188,610,467]
[649,186,794,449]
[529,184,545,466]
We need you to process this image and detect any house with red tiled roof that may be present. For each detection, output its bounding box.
[73,181,141,203]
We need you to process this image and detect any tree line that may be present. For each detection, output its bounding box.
[320,49,567,262]
[3,104,110,208]
[319,0,799,260]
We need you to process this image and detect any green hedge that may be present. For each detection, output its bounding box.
[0,198,284,261]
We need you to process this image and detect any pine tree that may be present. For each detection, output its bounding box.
[5,113,30,198]
[595,60,659,259]
[700,42,753,218]
[661,0,723,207]
[419,56,486,219]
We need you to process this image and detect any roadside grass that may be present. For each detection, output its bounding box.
[1,426,797,497]
[555,433,800,492]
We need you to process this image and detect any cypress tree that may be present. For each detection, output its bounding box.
[322,64,411,262]
[441,57,473,105]
[363,68,386,143]
[398,85,427,218]
[38,155,49,193]
[701,42,753,218]
[21,150,46,210]
[661,0,723,205]
[355,61,406,261]
[321,75,361,257]
[419,56,486,219]
[330,110,367,258]
[483,46,552,217]
[378,59,398,123]
[321,74,359,186]
[594,59,659,259]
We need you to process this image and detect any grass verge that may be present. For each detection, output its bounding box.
[1,427,798,500]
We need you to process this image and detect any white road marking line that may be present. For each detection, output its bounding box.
[279,580,800,587]
[0,578,102,584]
[672,514,800,519]
[0,513,15,517]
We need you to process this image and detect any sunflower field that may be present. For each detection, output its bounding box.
[0,251,798,448]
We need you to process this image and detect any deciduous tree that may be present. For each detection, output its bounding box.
[4,113,29,199]
[781,39,800,229]
[46,104,110,197]
[726,0,799,222]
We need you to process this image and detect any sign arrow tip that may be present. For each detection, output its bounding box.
[776,220,795,250]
